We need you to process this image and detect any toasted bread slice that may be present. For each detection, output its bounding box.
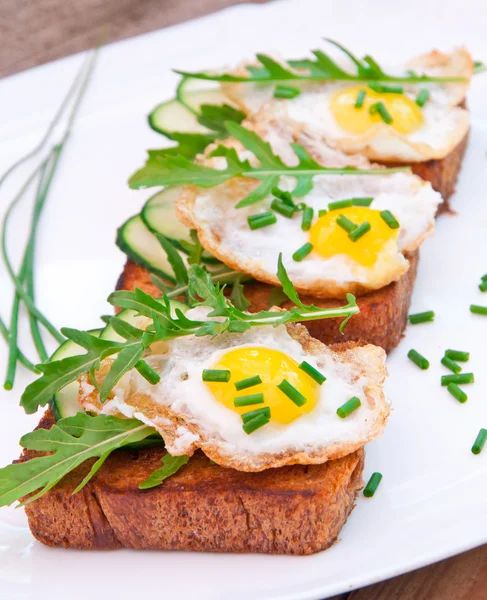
[23,411,364,555]
[117,250,418,353]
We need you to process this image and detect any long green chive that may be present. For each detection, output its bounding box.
[277,379,307,407]
[363,472,383,497]
[337,396,361,418]
[299,361,326,385]
[274,85,301,99]
[472,428,487,454]
[235,375,262,391]
[447,383,468,404]
[470,304,487,316]
[380,210,400,229]
[369,82,404,94]
[202,369,231,383]
[301,206,314,231]
[352,197,374,207]
[408,349,429,370]
[318,209,328,217]
[241,406,271,423]
[272,187,295,208]
[271,198,295,218]
[234,393,264,407]
[416,89,430,107]
[479,281,487,292]
[135,360,161,385]
[328,199,353,211]
[445,349,470,362]
[248,211,277,230]
[348,222,370,242]
[293,242,313,262]
[441,373,474,386]
[0,318,37,372]
[370,101,393,124]
[409,311,435,324]
[355,90,366,109]
[336,214,357,233]
[441,356,461,374]
[242,412,269,434]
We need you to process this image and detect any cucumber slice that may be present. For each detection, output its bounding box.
[100,302,188,343]
[148,98,211,137]
[50,328,101,420]
[177,77,235,113]
[117,214,190,283]
[141,187,191,250]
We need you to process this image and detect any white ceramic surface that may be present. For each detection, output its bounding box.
[1,0,487,598]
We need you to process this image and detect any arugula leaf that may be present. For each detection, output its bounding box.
[196,103,245,135]
[151,134,217,160]
[155,233,188,285]
[138,453,190,490]
[266,287,288,309]
[0,413,154,507]
[129,122,406,202]
[230,275,250,311]
[174,39,468,85]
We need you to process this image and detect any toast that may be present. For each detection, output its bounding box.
[23,411,364,555]
[117,250,419,353]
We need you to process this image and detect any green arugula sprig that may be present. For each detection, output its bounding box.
[129,121,406,206]
[20,256,358,415]
[174,39,468,85]
[139,453,190,489]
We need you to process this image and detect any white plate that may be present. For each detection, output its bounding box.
[1,0,487,598]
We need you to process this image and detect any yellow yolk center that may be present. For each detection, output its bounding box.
[330,86,424,135]
[309,206,399,267]
[205,347,319,425]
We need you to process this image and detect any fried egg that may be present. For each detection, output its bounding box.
[79,310,389,471]
[224,48,473,162]
[177,137,442,298]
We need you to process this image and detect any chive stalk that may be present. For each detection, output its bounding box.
[445,349,469,362]
[348,222,370,242]
[241,406,270,423]
[135,360,161,385]
[328,199,353,211]
[441,373,474,386]
[337,396,361,418]
[242,412,269,434]
[272,188,295,208]
[277,379,307,407]
[380,210,400,229]
[292,243,313,262]
[441,356,462,374]
[355,90,366,108]
[336,214,357,233]
[248,212,277,230]
[235,375,262,391]
[479,281,487,292]
[470,304,487,316]
[408,311,435,324]
[446,383,468,403]
[271,198,295,218]
[299,361,326,385]
[416,89,430,107]
[363,472,383,497]
[234,393,265,407]
[472,428,487,454]
[407,349,429,370]
[274,85,301,99]
[202,369,231,382]
[318,209,328,217]
[352,197,374,207]
[301,206,314,231]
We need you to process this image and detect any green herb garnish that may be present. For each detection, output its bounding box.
[274,85,301,99]
[292,242,314,262]
[409,311,435,324]
[139,453,190,489]
[472,428,487,454]
[363,472,383,497]
[380,210,400,229]
[441,356,461,374]
[242,412,269,434]
[348,221,370,241]
[248,211,277,230]
[235,375,262,391]
[298,361,326,385]
[445,349,469,362]
[234,393,265,407]
[202,369,231,382]
[441,373,474,386]
[408,349,429,370]
[277,379,307,407]
[337,396,361,418]
[446,383,468,404]
[241,406,271,423]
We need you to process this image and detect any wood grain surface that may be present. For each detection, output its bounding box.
[2,1,486,598]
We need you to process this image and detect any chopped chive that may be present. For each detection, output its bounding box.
[370,101,393,124]
[380,210,400,229]
[293,242,314,262]
[471,428,487,454]
[352,197,374,207]
[271,198,295,218]
[234,393,264,407]
[336,214,357,233]
[235,375,262,391]
[328,199,353,211]
[337,396,361,418]
[355,90,366,109]
[272,187,295,208]
[441,373,474,386]
[482,273,487,282]
[274,85,301,99]
[368,82,404,94]
[470,304,487,316]
[363,472,383,497]
[479,281,487,292]
[441,356,462,374]
[135,360,161,385]
[202,369,231,382]
[407,349,429,370]
[408,311,435,324]
[445,349,469,362]
[299,361,326,385]
[348,221,370,242]
[301,206,314,231]
[295,202,307,211]
[242,412,269,434]
[241,406,271,423]
[447,383,468,404]
[416,89,430,107]
[248,211,277,230]
[318,209,328,217]
[277,379,307,407]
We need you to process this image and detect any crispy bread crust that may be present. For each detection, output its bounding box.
[117,252,418,353]
[23,411,364,555]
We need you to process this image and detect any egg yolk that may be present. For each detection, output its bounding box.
[205,347,319,425]
[330,86,424,135]
[309,206,399,267]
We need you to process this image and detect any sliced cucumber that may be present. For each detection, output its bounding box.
[148,98,211,137]
[117,214,190,283]
[176,77,236,113]
[50,328,101,420]
[141,187,191,250]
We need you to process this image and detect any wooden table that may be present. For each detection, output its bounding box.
[2,1,485,598]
